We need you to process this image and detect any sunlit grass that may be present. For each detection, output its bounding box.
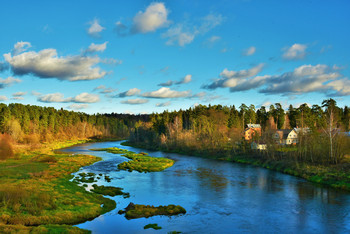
[92,147,174,172]
[0,143,116,231]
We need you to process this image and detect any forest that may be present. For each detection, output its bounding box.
[1,99,349,165]
[128,99,350,165]
[0,103,148,159]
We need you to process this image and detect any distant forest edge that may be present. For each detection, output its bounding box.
[0,99,349,164]
[127,98,350,165]
[0,103,148,158]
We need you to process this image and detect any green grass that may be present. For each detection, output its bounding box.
[91,184,130,198]
[0,224,91,233]
[0,145,116,231]
[118,152,174,173]
[119,203,186,219]
[0,159,49,180]
[144,223,162,230]
[72,172,97,183]
[92,147,174,173]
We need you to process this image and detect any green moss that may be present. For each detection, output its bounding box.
[91,184,130,198]
[119,203,186,219]
[144,223,162,230]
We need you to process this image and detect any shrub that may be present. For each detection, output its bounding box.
[0,134,14,160]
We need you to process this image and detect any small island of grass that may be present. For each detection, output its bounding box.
[118,152,174,172]
[91,184,130,198]
[144,223,162,230]
[92,147,174,173]
[90,147,130,154]
[118,202,186,219]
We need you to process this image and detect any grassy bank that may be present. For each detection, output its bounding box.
[229,154,350,191]
[0,140,117,233]
[92,147,174,172]
[122,141,350,191]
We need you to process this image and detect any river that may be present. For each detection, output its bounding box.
[59,141,350,234]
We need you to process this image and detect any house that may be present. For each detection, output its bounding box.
[244,124,261,141]
[251,141,267,150]
[273,129,298,145]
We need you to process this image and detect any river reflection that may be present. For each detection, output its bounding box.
[59,141,350,234]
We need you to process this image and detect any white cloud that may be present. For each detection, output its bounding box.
[131,2,169,33]
[158,80,174,87]
[88,19,105,37]
[162,24,195,46]
[84,42,108,54]
[121,98,149,104]
[142,87,190,98]
[11,97,24,100]
[4,43,107,81]
[156,101,171,107]
[203,64,264,89]
[118,88,141,97]
[67,104,89,110]
[12,92,27,97]
[198,14,224,33]
[73,93,100,103]
[94,85,106,91]
[282,43,307,60]
[162,13,223,47]
[12,41,31,55]
[176,74,192,84]
[0,95,8,101]
[93,85,117,94]
[38,92,100,103]
[101,88,116,94]
[204,63,348,96]
[324,78,350,96]
[38,93,67,103]
[31,91,41,96]
[0,77,21,89]
[159,75,192,87]
[260,64,340,95]
[208,36,221,43]
[243,46,256,56]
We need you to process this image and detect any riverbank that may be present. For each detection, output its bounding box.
[0,139,117,233]
[122,141,350,191]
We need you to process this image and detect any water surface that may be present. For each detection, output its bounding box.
[59,141,350,234]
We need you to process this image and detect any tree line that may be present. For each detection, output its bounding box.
[129,99,350,165]
[0,103,148,159]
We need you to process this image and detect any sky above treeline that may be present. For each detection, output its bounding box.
[0,0,349,114]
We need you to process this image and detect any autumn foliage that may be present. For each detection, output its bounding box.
[0,134,14,160]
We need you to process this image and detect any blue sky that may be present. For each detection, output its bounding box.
[0,0,349,114]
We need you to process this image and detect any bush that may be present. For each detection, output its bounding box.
[0,134,14,160]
